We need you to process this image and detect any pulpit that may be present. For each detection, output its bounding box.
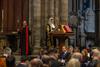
[49,31,74,52]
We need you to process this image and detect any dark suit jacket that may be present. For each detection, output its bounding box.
[6,55,15,67]
[50,59,60,67]
[16,63,28,67]
[59,52,70,60]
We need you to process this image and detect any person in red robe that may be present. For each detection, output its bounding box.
[19,20,29,56]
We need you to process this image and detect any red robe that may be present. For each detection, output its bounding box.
[20,25,29,56]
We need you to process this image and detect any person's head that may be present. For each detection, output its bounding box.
[49,48,57,54]
[23,21,27,27]
[48,17,55,26]
[5,47,12,56]
[41,55,50,65]
[49,17,54,23]
[62,46,67,52]
[68,46,74,53]
[67,58,81,67]
[72,52,83,62]
[92,48,100,60]
[73,47,80,52]
[31,58,43,67]
[81,49,88,57]
[20,56,27,62]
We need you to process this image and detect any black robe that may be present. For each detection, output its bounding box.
[19,25,29,56]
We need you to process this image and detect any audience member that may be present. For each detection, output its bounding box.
[16,56,28,67]
[49,48,60,67]
[59,46,71,64]
[0,57,6,67]
[30,58,43,67]
[67,58,81,67]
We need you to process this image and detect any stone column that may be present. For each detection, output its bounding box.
[40,0,46,47]
[95,0,100,46]
[29,0,32,30]
[68,0,72,13]
[49,0,55,17]
[54,0,60,26]
[48,0,60,27]
[45,0,49,23]
[31,0,41,54]
[29,0,32,52]
[43,0,49,48]
[60,0,68,24]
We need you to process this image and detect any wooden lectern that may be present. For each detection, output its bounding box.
[49,31,74,52]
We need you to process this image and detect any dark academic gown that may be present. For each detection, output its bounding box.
[19,25,29,56]
[6,55,15,67]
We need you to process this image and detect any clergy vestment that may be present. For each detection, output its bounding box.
[19,24,29,56]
